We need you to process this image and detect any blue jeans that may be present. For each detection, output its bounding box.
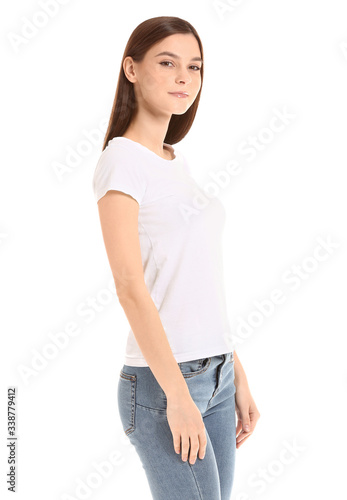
[117,352,236,500]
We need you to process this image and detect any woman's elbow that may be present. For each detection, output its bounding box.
[114,276,148,304]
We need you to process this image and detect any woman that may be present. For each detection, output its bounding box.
[93,16,260,500]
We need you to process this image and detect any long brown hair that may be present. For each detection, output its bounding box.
[102,16,204,152]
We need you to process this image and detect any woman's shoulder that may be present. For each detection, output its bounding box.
[96,137,143,171]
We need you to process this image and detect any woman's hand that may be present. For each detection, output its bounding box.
[166,393,207,465]
[235,381,260,448]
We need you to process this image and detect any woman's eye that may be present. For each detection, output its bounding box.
[159,61,201,71]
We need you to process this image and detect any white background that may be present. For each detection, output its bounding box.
[1,0,346,499]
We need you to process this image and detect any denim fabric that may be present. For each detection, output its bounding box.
[117,352,236,500]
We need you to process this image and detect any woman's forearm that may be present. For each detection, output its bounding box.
[118,285,191,401]
[233,350,249,388]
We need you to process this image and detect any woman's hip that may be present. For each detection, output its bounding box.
[117,351,236,434]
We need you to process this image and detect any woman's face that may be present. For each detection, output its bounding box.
[124,33,202,117]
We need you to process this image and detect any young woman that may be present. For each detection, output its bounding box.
[93,16,260,500]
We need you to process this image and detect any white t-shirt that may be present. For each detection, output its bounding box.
[93,136,233,367]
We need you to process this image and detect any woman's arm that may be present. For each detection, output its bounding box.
[97,190,207,464]
[97,189,190,399]
[233,350,261,447]
[233,350,249,388]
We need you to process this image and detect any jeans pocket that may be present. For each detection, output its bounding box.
[117,370,136,436]
[178,357,211,378]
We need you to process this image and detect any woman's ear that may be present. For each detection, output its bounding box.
[123,56,137,83]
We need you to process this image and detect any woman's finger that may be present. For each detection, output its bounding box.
[188,436,199,465]
[198,430,207,460]
[236,431,252,447]
[180,434,190,462]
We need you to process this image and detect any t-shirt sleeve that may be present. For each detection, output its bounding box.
[93,145,146,204]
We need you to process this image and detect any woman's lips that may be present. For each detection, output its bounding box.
[168,92,189,98]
